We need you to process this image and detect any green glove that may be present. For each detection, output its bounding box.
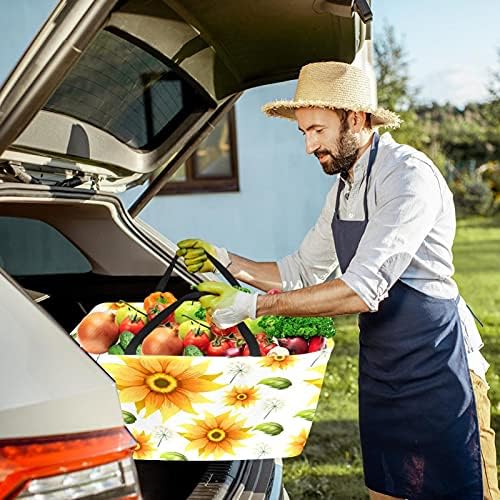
[176,239,215,273]
[196,281,257,329]
[197,281,237,309]
[176,239,231,273]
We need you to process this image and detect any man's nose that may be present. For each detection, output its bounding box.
[305,134,319,155]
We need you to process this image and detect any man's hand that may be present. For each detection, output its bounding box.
[176,239,231,273]
[196,281,257,328]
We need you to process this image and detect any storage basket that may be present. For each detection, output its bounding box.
[71,256,334,461]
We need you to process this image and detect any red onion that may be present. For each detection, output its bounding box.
[225,346,242,357]
[278,337,308,355]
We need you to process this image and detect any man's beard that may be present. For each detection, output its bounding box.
[315,122,360,176]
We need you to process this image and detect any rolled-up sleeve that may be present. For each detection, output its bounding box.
[278,184,340,290]
[340,158,443,311]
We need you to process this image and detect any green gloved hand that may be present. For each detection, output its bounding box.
[196,281,258,329]
[176,239,217,273]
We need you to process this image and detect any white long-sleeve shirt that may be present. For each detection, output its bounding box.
[277,133,489,379]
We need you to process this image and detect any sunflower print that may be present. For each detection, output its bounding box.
[304,366,327,405]
[132,430,156,460]
[223,386,259,408]
[305,364,328,390]
[258,353,297,371]
[286,428,309,457]
[103,357,223,421]
[180,411,252,459]
[304,377,323,390]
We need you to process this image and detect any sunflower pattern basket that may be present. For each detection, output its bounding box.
[72,302,334,461]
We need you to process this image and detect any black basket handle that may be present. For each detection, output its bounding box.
[129,250,261,356]
[206,252,239,286]
[124,291,261,356]
[154,253,178,292]
[155,251,238,291]
[199,252,261,356]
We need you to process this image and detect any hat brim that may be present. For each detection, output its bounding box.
[262,99,401,129]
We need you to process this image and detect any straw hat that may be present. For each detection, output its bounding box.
[262,61,401,129]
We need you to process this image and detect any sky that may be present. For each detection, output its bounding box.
[372,0,500,107]
[0,1,498,108]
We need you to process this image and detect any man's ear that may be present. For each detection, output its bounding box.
[348,111,367,133]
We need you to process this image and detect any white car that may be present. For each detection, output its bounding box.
[0,0,370,498]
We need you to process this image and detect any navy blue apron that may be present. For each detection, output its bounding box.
[331,133,482,499]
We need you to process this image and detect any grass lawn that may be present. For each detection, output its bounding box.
[283,215,500,499]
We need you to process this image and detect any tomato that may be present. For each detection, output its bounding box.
[147,301,175,325]
[118,316,146,335]
[255,333,269,343]
[307,336,326,352]
[262,342,276,355]
[242,344,261,356]
[206,339,234,356]
[211,324,239,337]
[242,340,275,356]
[183,330,211,352]
[210,324,225,336]
[230,328,243,341]
[143,291,176,313]
[227,326,240,335]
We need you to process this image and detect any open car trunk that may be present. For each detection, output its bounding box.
[0,0,367,207]
[0,186,283,499]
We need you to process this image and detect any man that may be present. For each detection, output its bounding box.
[176,62,498,500]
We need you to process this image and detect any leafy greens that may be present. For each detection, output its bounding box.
[257,315,336,340]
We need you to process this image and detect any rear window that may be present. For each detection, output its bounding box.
[0,217,91,275]
[43,29,210,149]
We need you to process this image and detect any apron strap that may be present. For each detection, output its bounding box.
[334,132,380,220]
[467,303,484,328]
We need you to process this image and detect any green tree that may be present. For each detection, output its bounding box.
[487,48,500,102]
[483,48,500,159]
[374,24,498,209]
[374,24,416,111]
[374,24,440,168]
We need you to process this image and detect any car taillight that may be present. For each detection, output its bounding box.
[16,457,139,499]
[0,427,141,499]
